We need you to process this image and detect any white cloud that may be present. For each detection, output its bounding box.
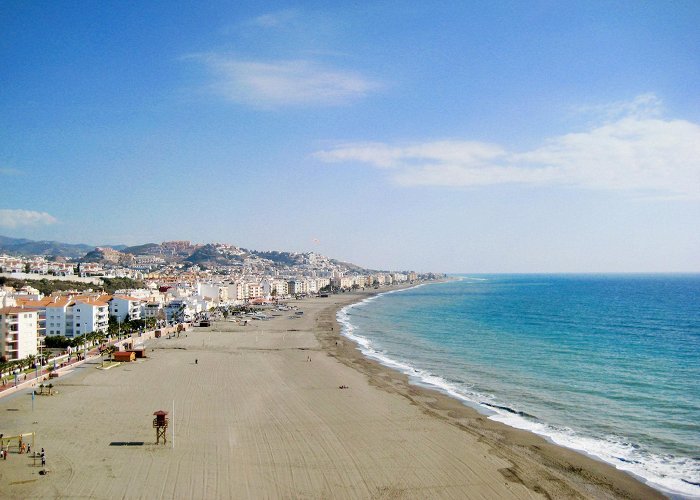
[314,95,700,199]
[574,93,664,121]
[0,209,58,228]
[190,54,381,108]
[251,9,299,28]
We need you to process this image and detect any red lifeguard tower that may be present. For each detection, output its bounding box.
[153,410,169,444]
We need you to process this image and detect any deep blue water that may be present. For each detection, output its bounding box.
[338,275,700,498]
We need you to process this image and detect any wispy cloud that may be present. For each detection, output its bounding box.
[0,167,21,176]
[188,53,381,108]
[314,95,700,199]
[0,209,58,228]
[250,9,299,28]
[573,93,665,122]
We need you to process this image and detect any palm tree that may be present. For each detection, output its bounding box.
[25,354,36,371]
[102,345,117,365]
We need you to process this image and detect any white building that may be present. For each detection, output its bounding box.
[316,278,331,290]
[44,295,109,338]
[143,302,164,321]
[287,279,308,296]
[197,283,229,304]
[245,283,264,300]
[261,278,289,297]
[71,297,109,337]
[0,255,24,273]
[164,298,199,322]
[0,307,38,361]
[108,295,143,322]
[226,282,245,302]
[331,277,354,289]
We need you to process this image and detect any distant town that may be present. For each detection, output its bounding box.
[0,236,444,372]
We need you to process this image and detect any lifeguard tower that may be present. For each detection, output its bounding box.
[153,410,169,444]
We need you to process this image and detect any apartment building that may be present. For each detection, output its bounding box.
[42,295,108,337]
[198,283,229,304]
[261,278,289,297]
[143,302,165,321]
[108,295,143,322]
[0,307,38,361]
[246,283,264,300]
[331,277,354,289]
[287,279,308,296]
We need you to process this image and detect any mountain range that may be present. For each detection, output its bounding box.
[0,235,378,273]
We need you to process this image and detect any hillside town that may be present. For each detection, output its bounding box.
[0,240,443,369]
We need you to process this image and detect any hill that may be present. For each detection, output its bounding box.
[1,236,381,274]
[0,235,94,259]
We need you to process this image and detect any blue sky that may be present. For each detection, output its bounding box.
[2,1,699,272]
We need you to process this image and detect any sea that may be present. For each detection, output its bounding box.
[337,274,700,498]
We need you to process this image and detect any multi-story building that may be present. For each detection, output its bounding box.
[261,279,289,297]
[245,283,264,300]
[287,279,308,296]
[107,295,143,322]
[198,283,229,304]
[143,302,164,321]
[164,299,195,322]
[42,295,108,338]
[71,297,109,337]
[353,276,368,288]
[331,277,354,289]
[227,282,245,302]
[316,278,331,291]
[0,307,38,361]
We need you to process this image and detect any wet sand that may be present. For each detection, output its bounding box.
[0,290,663,499]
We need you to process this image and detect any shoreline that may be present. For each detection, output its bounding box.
[0,286,665,499]
[317,286,666,499]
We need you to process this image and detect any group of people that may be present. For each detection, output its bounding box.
[0,441,45,467]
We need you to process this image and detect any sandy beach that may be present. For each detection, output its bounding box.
[0,289,663,499]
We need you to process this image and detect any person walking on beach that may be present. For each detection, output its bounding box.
[41,448,45,467]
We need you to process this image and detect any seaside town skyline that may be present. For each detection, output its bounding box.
[2,2,699,274]
[1,234,441,365]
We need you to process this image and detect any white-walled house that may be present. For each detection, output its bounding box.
[42,295,108,338]
[71,297,109,337]
[143,302,165,321]
[108,295,143,322]
[164,298,198,322]
[0,307,38,361]
[197,283,229,304]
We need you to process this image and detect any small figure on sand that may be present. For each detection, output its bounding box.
[41,448,46,467]
[195,359,198,364]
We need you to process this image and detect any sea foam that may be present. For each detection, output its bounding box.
[337,280,700,498]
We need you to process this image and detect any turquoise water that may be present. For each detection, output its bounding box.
[338,275,700,498]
